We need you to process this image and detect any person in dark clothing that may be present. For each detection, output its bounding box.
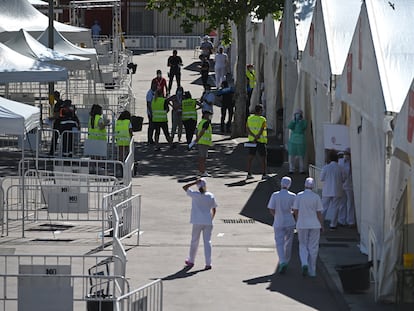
[217,81,234,133]
[49,91,65,156]
[167,50,183,95]
[199,55,210,90]
[55,102,80,157]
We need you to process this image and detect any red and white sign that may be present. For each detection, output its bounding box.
[347,53,353,94]
[407,90,414,143]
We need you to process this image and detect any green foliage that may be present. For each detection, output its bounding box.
[147,0,284,39]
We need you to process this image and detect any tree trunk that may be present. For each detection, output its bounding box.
[231,18,248,138]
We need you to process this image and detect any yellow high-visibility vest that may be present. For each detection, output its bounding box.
[247,115,267,143]
[115,119,131,146]
[88,114,107,141]
[151,97,167,122]
[197,119,212,146]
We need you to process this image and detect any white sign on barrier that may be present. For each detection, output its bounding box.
[18,265,72,311]
[46,186,89,213]
[84,139,108,157]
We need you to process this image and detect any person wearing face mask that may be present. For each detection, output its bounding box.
[151,69,168,97]
[288,109,308,174]
[166,87,184,143]
[338,148,355,227]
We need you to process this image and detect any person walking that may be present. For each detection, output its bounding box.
[293,177,324,277]
[166,87,184,143]
[115,110,133,162]
[181,91,199,145]
[199,55,210,90]
[151,70,168,97]
[338,148,355,227]
[246,64,256,118]
[216,80,234,133]
[151,89,174,151]
[146,83,156,145]
[214,46,228,89]
[288,109,308,174]
[167,50,183,95]
[199,35,214,61]
[193,108,213,177]
[55,102,79,157]
[246,104,269,180]
[320,150,345,231]
[49,90,65,156]
[267,176,296,274]
[182,178,217,270]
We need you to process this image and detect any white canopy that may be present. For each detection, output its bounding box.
[334,0,414,302]
[0,0,91,45]
[37,27,97,64]
[0,96,40,135]
[296,0,361,167]
[28,0,48,6]
[4,29,91,71]
[0,42,68,83]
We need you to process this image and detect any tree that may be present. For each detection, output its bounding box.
[147,0,284,137]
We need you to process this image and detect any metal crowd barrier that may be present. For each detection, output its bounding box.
[116,279,163,311]
[0,254,128,311]
[123,35,202,52]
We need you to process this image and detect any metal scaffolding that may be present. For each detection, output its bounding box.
[69,0,122,64]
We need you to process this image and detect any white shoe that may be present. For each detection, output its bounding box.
[200,172,211,177]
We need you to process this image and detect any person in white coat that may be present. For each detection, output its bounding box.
[320,150,345,230]
[293,177,324,277]
[338,148,355,227]
[214,46,228,89]
[267,176,296,274]
[183,178,217,270]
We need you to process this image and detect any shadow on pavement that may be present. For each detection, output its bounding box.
[160,266,208,281]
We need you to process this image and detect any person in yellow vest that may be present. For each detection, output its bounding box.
[115,110,133,161]
[246,64,256,120]
[151,89,174,151]
[88,104,110,159]
[246,104,269,180]
[194,107,213,177]
[181,91,199,145]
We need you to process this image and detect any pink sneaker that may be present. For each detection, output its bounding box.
[185,260,194,267]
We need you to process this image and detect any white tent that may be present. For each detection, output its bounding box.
[0,42,68,83]
[37,27,97,64]
[4,29,91,71]
[279,0,316,146]
[0,0,91,45]
[0,96,40,135]
[295,0,361,167]
[335,0,414,301]
[28,0,48,6]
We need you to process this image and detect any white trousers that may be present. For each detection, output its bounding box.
[338,190,355,225]
[274,226,295,264]
[215,67,226,89]
[297,228,320,276]
[322,196,343,227]
[188,224,213,265]
[288,155,304,173]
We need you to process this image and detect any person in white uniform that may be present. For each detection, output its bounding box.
[183,178,217,270]
[267,176,296,274]
[214,46,228,89]
[293,177,324,277]
[338,148,355,227]
[320,150,345,230]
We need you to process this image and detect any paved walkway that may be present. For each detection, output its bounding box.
[1,50,412,310]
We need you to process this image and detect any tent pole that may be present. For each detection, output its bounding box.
[21,135,25,238]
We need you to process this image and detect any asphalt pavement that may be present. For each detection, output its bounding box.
[1,49,412,310]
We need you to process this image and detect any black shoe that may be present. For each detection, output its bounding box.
[288,171,294,175]
[329,226,337,231]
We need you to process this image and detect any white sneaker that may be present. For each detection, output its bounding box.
[200,172,211,177]
[246,174,254,180]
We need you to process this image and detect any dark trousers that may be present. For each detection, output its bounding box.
[154,122,171,144]
[221,105,234,132]
[201,72,209,89]
[168,70,181,93]
[182,119,197,144]
[147,117,155,144]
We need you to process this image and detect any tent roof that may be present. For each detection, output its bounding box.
[28,0,48,6]
[0,96,40,135]
[4,29,90,70]
[294,0,316,52]
[322,0,361,74]
[37,27,97,63]
[366,0,414,113]
[0,42,68,83]
[0,0,87,33]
